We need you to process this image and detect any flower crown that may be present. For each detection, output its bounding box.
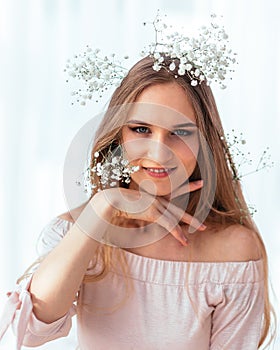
[65,13,237,105]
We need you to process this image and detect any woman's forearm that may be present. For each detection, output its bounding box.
[29,200,111,324]
[30,225,99,323]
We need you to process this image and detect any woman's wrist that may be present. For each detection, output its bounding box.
[74,192,114,242]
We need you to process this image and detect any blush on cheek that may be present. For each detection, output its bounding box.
[122,141,148,163]
[183,140,199,157]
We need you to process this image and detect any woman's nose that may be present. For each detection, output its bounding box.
[146,137,173,164]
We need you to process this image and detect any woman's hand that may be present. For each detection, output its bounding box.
[81,179,205,247]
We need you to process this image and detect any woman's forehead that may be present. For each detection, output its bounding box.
[128,82,196,125]
[126,102,197,130]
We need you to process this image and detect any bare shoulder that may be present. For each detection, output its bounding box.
[57,202,88,223]
[214,224,262,262]
[195,223,262,262]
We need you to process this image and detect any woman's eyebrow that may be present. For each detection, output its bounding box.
[126,120,197,127]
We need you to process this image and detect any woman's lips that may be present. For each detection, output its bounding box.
[143,167,176,178]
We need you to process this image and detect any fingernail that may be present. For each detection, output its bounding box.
[198,224,207,231]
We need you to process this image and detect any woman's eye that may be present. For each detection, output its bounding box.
[130,126,150,134]
[128,126,193,137]
[172,129,192,136]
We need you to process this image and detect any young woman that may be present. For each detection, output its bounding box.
[0,55,275,349]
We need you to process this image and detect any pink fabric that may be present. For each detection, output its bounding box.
[77,250,264,350]
[0,277,33,350]
[0,218,265,349]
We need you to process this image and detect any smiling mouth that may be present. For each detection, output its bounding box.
[143,167,176,177]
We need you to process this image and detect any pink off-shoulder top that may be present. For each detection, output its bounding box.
[0,217,264,349]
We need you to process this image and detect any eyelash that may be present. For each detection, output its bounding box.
[129,126,193,137]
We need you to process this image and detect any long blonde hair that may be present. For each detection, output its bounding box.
[19,56,275,348]
[83,56,276,348]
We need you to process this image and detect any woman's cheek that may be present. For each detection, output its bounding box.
[123,139,148,162]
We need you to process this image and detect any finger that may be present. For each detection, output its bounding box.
[158,198,206,232]
[156,212,188,246]
[180,211,206,232]
[170,225,189,246]
[170,180,203,200]
[188,179,204,192]
[154,202,189,245]
[110,188,156,217]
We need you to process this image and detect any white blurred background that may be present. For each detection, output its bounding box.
[0,0,279,348]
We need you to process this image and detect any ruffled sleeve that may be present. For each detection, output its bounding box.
[0,217,76,349]
[210,260,264,349]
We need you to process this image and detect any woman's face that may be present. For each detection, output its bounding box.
[121,82,199,197]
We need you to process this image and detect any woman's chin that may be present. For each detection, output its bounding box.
[136,183,172,197]
[148,189,171,197]
[129,178,183,198]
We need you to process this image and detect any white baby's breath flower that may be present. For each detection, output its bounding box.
[152,62,161,71]
[121,159,129,166]
[178,67,186,76]
[81,147,140,193]
[147,13,237,88]
[180,57,187,64]
[66,14,237,105]
[169,62,176,71]
[191,80,198,86]
[65,46,129,105]
[154,52,161,59]
[194,68,200,77]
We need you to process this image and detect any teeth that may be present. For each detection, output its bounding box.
[147,168,169,173]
